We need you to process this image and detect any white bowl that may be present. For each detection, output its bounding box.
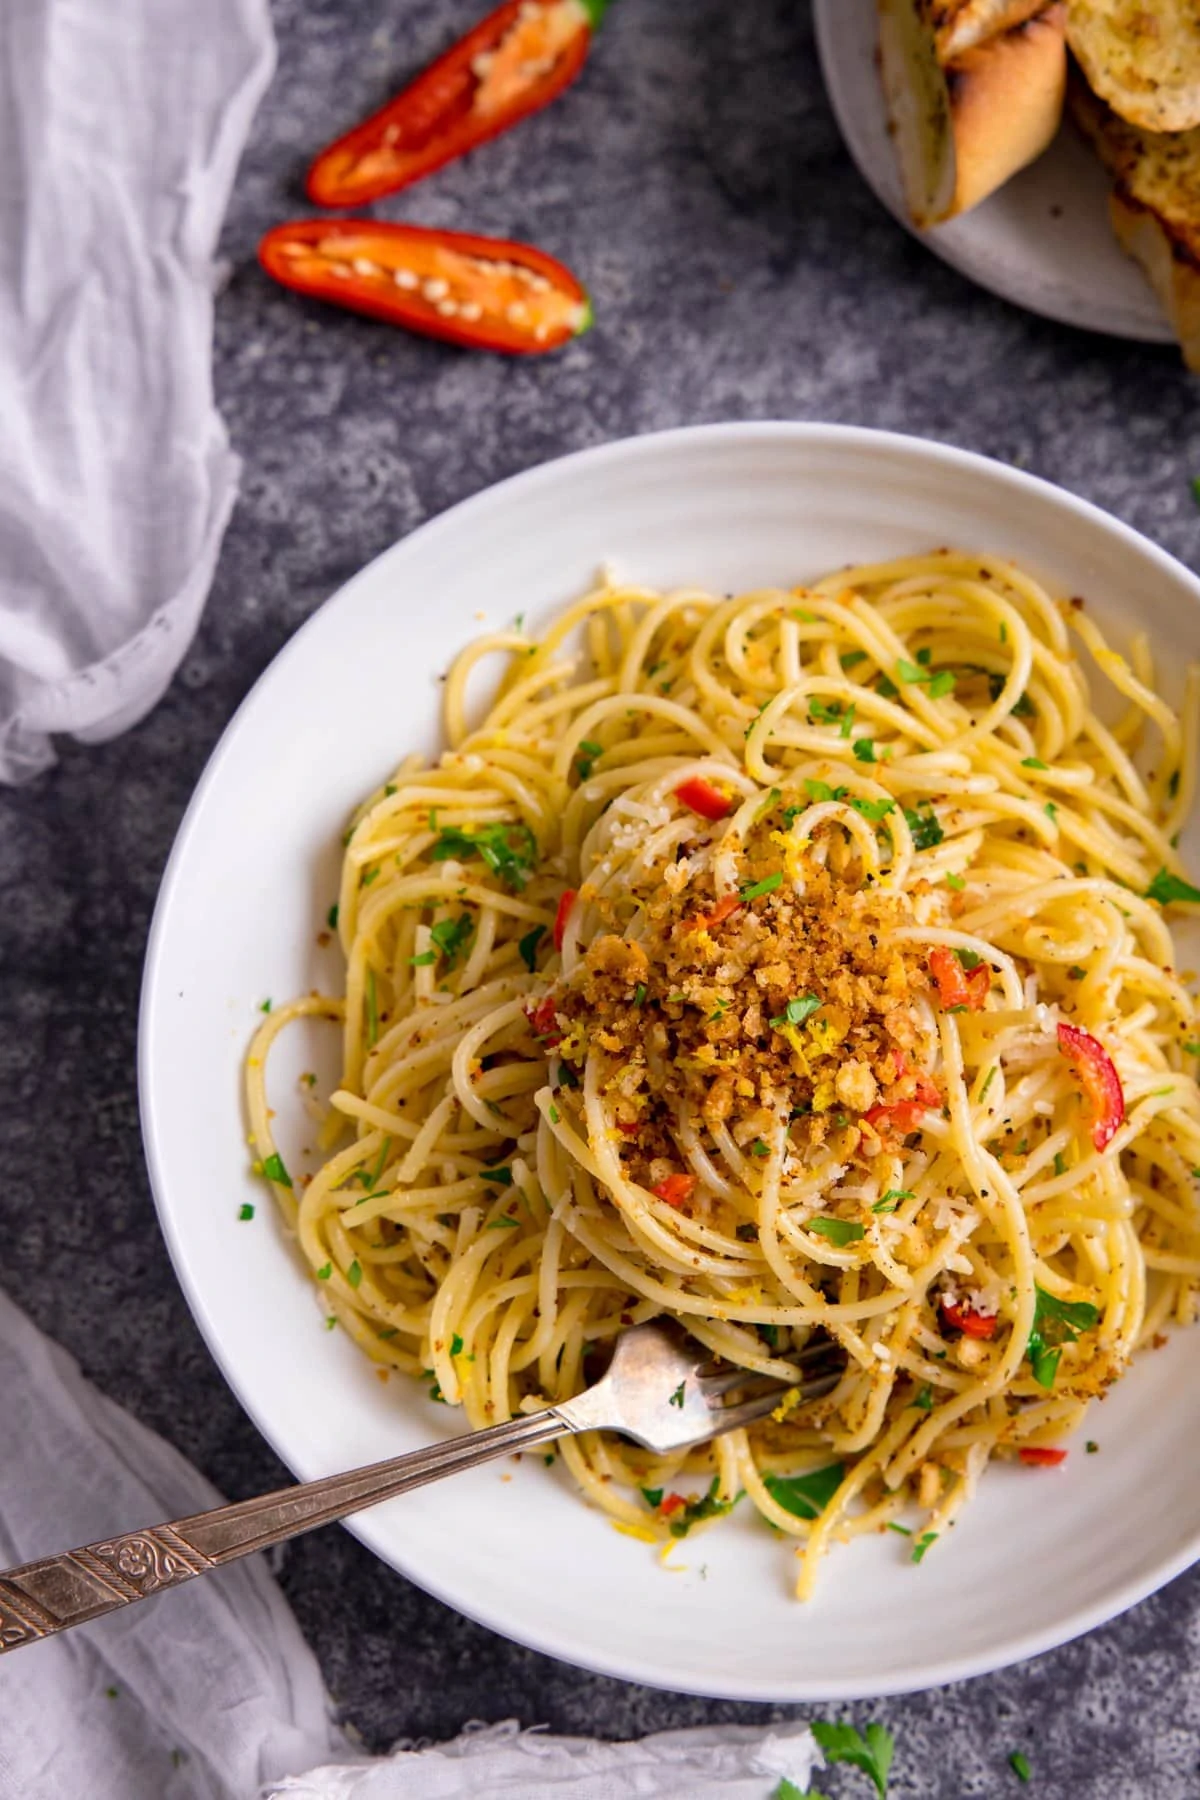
[140,423,1200,1701]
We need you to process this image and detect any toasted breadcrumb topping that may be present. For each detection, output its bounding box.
[547,799,939,1198]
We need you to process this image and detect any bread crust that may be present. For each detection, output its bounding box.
[941,4,1068,217]
[880,0,1067,225]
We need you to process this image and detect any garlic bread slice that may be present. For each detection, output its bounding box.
[1067,2,1200,134]
[1070,73,1200,368]
[879,0,1068,225]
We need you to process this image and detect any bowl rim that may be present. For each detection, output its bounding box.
[139,420,1200,1700]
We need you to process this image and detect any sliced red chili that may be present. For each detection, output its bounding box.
[686,893,742,932]
[1018,1447,1068,1466]
[652,1173,696,1208]
[1057,1021,1125,1151]
[526,994,561,1045]
[675,776,733,821]
[865,1094,939,1136]
[928,946,990,1012]
[307,0,610,206]
[259,220,590,356]
[941,1299,998,1340]
[658,1491,686,1517]
[615,1120,640,1137]
[553,888,577,952]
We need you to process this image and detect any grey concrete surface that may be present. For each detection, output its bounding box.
[3,0,1200,1792]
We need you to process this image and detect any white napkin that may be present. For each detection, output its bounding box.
[0,1287,822,1800]
[0,0,276,783]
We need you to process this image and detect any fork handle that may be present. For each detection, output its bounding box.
[0,1405,571,1654]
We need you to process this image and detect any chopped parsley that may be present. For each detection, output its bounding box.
[258,997,272,1013]
[1169,768,1181,799]
[430,821,538,891]
[763,1462,843,1520]
[259,1152,292,1189]
[1086,1440,1098,1454]
[756,1322,779,1348]
[1067,965,1086,981]
[450,1334,464,1356]
[548,1103,560,1124]
[633,982,647,1007]
[480,1165,512,1185]
[848,795,896,823]
[954,947,983,970]
[979,1067,997,1100]
[1146,868,1200,906]
[840,650,868,669]
[807,696,850,729]
[896,656,955,699]
[1021,757,1047,770]
[853,738,878,762]
[347,1259,363,1288]
[518,924,545,971]
[911,1530,938,1564]
[913,1384,934,1412]
[429,913,474,966]
[409,950,436,966]
[887,1521,912,1537]
[810,1720,894,1798]
[750,1138,770,1158]
[945,872,966,891]
[740,871,783,902]
[361,866,380,887]
[874,1188,912,1211]
[326,902,339,930]
[771,993,822,1029]
[904,803,944,850]
[664,1476,737,1537]
[877,673,899,700]
[486,1216,520,1230]
[238,1203,255,1221]
[1053,1151,1067,1177]
[1044,801,1059,824]
[668,1380,686,1408]
[1009,1751,1031,1783]
[809,1217,865,1247]
[803,778,846,804]
[641,1485,664,1509]
[1028,1283,1100,1388]
[575,738,603,780]
[316,1262,332,1281]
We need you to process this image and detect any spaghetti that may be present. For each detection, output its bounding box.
[247,551,1200,1594]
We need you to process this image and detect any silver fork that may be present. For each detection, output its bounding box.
[0,1323,843,1655]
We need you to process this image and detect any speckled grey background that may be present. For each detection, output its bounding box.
[4,0,1200,1792]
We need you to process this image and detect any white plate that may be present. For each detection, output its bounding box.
[141,423,1200,1701]
[813,0,1173,342]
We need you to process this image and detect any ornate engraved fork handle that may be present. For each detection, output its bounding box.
[0,1407,569,1653]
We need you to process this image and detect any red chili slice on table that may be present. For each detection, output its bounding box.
[941,1299,997,1340]
[259,220,590,356]
[675,777,733,821]
[1018,1447,1068,1466]
[1056,1021,1125,1151]
[307,0,611,206]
